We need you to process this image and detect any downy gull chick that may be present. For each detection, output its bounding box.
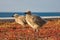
[13,13,27,27]
[25,11,46,32]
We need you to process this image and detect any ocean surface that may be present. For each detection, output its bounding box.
[0,12,60,17]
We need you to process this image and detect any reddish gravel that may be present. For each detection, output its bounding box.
[0,20,60,40]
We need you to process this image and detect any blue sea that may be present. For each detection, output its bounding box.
[0,12,60,17]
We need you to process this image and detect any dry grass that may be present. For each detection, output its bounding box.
[0,19,60,40]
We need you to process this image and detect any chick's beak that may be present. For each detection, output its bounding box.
[12,15,14,17]
[25,12,27,14]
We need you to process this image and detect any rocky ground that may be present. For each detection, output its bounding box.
[0,19,60,40]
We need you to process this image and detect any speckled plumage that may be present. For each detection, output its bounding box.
[25,11,46,31]
[13,14,27,27]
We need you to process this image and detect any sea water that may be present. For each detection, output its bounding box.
[0,12,60,17]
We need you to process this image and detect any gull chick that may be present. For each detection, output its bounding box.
[25,11,46,32]
[13,13,27,27]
